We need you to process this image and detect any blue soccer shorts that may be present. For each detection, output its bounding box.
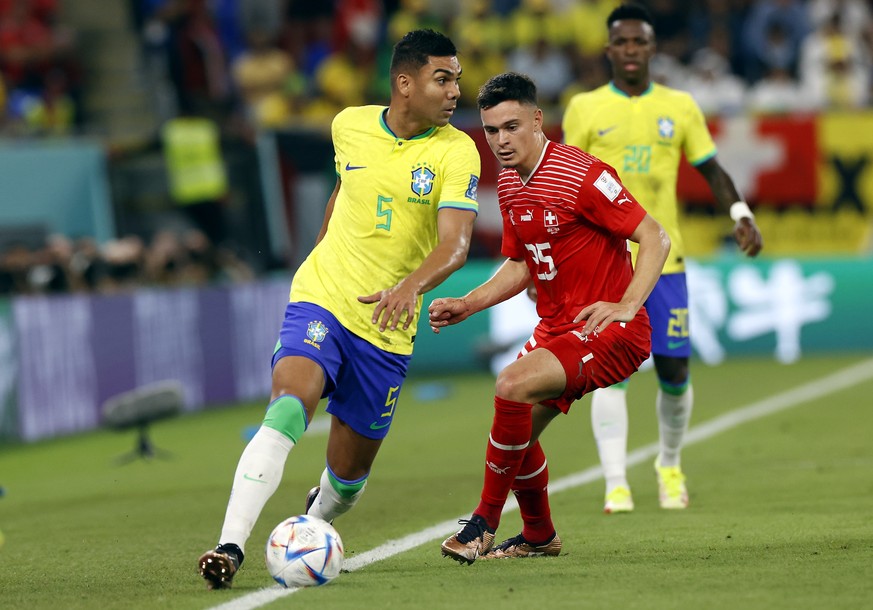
[646,272,691,358]
[272,301,411,440]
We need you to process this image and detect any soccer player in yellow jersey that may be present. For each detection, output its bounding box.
[563,3,762,514]
[198,29,480,589]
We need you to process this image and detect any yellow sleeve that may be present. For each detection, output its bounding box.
[682,94,717,166]
[562,94,591,150]
[436,132,481,214]
[331,111,344,175]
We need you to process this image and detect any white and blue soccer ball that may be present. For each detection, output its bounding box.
[265,515,344,587]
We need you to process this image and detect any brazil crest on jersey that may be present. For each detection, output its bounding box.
[563,82,716,274]
[289,105,480,355]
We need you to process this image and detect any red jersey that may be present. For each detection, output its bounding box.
[499,140,647,333]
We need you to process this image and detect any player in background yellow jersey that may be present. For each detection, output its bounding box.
[198,29,480,589]
[563,3,762,514]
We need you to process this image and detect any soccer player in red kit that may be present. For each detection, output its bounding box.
[431,72,671,564]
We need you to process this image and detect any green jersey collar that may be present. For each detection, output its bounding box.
[609,81,655,98]
[379,108,437,140]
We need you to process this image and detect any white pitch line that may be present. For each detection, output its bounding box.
[210,357,873,610]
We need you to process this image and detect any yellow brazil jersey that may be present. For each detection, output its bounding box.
[290,105,480,355]
[563,82,716,274]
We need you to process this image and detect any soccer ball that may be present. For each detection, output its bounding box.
[265,515,344,587]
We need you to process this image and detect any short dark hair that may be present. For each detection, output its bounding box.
[390,29,457,79]
[606,3,655,29]
[477,72,538,110]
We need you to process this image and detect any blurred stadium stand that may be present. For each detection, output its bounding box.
[1,0,869,291]
[0,0,871,442]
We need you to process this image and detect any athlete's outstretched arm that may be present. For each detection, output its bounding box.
[575,213,670,336]
[695,158,763,257]
[429,257,530,334]
[359,207,477,332]
[314,178,342,246]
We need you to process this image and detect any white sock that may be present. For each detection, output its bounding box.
[591,386,629,493]
[657,384,694,468]
[307,468,366,522]
[218,426,294,554]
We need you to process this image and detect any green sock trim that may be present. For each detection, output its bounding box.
[262,395,308,443]
[659,378,691,396]
[326,465,367,498]
[607,380,630,390]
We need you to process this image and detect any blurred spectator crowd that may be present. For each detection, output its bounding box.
[2,0,873,296]
[0,0,79,135]
[3,0,873,134]
[132,0,873,130]
[0,229,254,296]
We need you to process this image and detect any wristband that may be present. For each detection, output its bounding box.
[730,201,754,222]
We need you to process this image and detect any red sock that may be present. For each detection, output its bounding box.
[474,396,532,531]
[511,440,555,543]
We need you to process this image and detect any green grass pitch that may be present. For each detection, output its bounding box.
[1,354,872,609]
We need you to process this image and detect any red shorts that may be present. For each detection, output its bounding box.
[519,310,651,413]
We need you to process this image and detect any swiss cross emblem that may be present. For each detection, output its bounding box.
[544,209,559,234]
[545,210,558,227]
